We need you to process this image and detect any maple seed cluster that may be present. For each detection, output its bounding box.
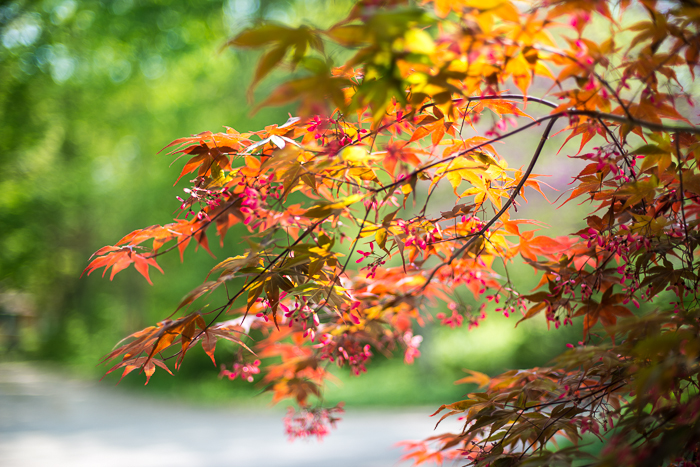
[436,301,487,329]
[177,184,229,220]
[488,292,527,319]
[316,332,373,376]
[356,241,388,279]
[581,145,636,183]
[219,359,261,383]
[283,404,345,441]
[307,114,368,147]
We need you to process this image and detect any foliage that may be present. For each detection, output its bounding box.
[84,0,700,465]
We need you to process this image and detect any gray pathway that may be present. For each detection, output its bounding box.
[0,363,461,467]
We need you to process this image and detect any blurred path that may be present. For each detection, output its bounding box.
[0,363,458,467]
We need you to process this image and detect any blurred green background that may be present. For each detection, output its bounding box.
[0,0,587,408]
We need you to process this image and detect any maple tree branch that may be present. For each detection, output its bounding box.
[314,197,376,317]
[144,198,240,260]
[627,40,686,106]
[471,94,557,109]
[419,104,474,216]
[342,93,557,154]
[593,115,652,216]
[80,2,700,463]
[372,113,559,195]
[194,218,326,336]
[379,106,700,305]
[374,108,700,196]
[577,110,700,134]
[520,380,628,459]
[519,41,634,120]
[417,116,559,296]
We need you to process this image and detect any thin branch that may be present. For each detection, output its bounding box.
[675,135,692,271]
[195,218,326,338]
[417,116,559,294]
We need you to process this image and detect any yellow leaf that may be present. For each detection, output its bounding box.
[376,228,388,251]
[454,370,490,388]
[341,146,371,164]
[349,167,378,182]
[304,193,366,218]
[404,28,435,54]
[464,0,505,9]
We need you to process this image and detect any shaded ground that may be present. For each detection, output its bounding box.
[0,363,459,467]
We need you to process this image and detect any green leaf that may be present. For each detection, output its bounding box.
[630,144,668,155]
[325,24,368,47]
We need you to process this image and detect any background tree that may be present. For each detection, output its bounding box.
[0,0,353,373]
[81,0,700,465]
